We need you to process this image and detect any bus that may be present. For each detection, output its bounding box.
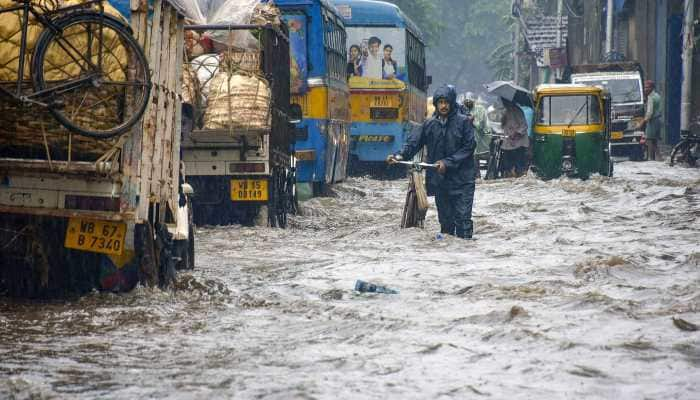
[333,0,429,175]
[272,0,351,198]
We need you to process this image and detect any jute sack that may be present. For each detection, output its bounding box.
[203,70,271,131]
[413,171,429,212]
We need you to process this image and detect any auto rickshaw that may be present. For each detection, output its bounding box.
[531,84,613,180]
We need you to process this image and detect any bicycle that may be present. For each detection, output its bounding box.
[484,134,508,180]
[669,117,700,167]
[0,0,150,139]
[394,160,436,229]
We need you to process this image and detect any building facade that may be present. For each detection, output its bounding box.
[566,0,699,145]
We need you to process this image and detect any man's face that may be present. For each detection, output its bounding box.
[644,84,653,96]
[437,98,450,116]
[369,42,380,56]
[383,47,392,60]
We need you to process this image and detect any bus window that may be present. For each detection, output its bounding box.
[406,31,426,89]
[282,13,309,94]
[323,12,347,82]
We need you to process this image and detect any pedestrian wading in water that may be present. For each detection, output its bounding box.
[387,85,477,239]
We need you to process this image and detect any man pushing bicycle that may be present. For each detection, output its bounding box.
[387,85,477,239]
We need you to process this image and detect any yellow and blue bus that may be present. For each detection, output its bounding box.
[333,0,428,174]
[273,0,351,198]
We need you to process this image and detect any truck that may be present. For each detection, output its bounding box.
[0,0,194,297]
[568,62,647,160]
[181,23,295,227]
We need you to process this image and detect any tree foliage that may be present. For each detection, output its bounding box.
[383,0,559,94]
[385,0,514,94]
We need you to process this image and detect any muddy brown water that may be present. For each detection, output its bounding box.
[1,161,700,399]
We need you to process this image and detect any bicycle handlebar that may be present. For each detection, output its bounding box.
[394,161,438,169]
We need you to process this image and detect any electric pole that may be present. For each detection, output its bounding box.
[605,0,614,55]
[680,0,695,137]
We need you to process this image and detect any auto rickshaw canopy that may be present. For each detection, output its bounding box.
[533,84,606,134]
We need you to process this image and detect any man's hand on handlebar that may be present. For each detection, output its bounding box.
[436,160,446,174]
[386,154,403,165]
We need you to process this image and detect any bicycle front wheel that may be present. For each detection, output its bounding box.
[669,141,686,167]
[32,13,151,139]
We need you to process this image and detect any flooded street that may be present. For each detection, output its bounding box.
[2,161,700,399]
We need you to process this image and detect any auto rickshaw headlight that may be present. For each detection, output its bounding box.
[562,158,574,171]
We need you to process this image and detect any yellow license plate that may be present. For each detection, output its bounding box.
[231,179,268,201]
[611,131,624,140]
[353,135,394,143]
[64,218,126,256]
[370,95,399,108]
[562,129,576,137]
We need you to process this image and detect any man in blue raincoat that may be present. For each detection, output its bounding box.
[387,85,477,239]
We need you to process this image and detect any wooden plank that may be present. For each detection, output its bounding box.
[161,10,179,203]
[159,7,177,202]
[151,3,172,201]
[138,0,164,220]
[122,0,150,214]
[171,16,185,207]
[0,205,135,222]
[0,158,116,177]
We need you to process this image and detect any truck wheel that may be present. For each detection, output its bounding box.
[137,222,158,287]
[155,223,176,288]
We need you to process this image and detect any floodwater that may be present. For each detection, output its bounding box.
[1,161,699,399]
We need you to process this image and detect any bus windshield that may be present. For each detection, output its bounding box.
[537,95,602,126]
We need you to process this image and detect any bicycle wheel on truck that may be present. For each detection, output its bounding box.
[31,12,151,139]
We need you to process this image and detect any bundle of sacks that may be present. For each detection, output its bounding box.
[182,2,282,132]
[202,59,271,131]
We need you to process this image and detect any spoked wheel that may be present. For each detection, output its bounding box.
[485,154,498,180]
[669,140,697,167]
[32,12,151,139]
[484,139,502,180]
[401,171,426,229]
[401,187,417,228]
[267,169,289,229]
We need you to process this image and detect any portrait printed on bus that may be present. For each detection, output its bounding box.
[346,28,406,83]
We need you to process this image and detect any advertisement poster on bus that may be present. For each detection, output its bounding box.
[282,14,308,94]
[346,27,406,89]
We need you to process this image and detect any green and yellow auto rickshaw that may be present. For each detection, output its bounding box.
[532,84,613,180]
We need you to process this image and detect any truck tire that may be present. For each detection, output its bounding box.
[155,223,176,288]
[137,223,158,287]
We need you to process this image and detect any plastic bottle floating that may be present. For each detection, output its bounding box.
[354,280,399,294]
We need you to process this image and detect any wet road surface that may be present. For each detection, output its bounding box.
[1,161,700,399]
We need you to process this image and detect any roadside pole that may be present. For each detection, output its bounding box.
[555,0,563,80]
[680,0,695,137]
[605,0,614,54]
[512,0,522,85]
[514,20,520,85]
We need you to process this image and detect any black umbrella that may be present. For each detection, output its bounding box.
[484,81,533,108]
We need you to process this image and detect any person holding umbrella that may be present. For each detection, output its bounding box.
[484,81,533,177]
[387,85,477,239]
